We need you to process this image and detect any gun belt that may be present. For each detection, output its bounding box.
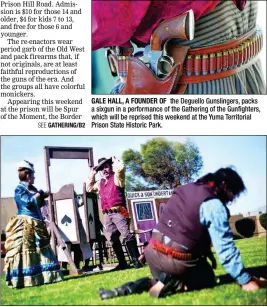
[149,238,196,261]
[177,28,263,84]
[111,27,263,84]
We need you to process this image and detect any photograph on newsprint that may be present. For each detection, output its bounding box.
[0,0,267,135]
[92,0,266,95]
[1,135,266,305]
[90,0,267,136]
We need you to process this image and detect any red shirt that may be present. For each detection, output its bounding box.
[92,1,246,51]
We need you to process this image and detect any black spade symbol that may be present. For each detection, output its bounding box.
[88,213,94,224]
[61,215,72,226]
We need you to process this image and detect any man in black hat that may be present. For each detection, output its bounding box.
[87,156,142,270]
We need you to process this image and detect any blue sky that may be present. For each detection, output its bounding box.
[1,136,266,215]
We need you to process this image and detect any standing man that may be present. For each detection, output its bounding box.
[87,156,142,270]
[99,167,265,299]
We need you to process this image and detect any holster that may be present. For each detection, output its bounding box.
[121,46,190,94]
[120,27,262,94]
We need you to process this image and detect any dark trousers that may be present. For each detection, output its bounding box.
[144,244,215,292]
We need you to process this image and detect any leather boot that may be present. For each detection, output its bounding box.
[82,258,94,274]
[149,273,184,298]
[111,240,129,271]
[99,277,153,300]
[71,244,83,269]
[126,239,143,268]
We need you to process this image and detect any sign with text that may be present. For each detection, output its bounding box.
[127,189,173,200]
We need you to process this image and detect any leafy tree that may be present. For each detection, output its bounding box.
[125,174,151,192]
[122,137,203,191]
[259,213,267,230]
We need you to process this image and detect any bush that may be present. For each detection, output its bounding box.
[235,218,255,238]
[259,213,267,230]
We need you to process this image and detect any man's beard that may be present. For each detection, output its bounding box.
[103,171,110,178]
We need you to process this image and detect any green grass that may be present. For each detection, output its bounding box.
[1,236,266,305]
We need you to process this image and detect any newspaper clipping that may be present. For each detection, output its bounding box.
[0,0,267,305]
[0,0,266,134]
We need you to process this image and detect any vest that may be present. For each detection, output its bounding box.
[155,183,217,254]
[99,173,126,210]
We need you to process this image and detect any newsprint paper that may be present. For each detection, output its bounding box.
[0,0,266,135]
[0,0,266,305]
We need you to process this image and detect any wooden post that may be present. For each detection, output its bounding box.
[50,223,83,275]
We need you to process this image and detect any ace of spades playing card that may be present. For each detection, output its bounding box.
[53,184,81,244]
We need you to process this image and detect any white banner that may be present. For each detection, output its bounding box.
[127,189,173,200]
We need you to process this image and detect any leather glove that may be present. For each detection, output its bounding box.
[38,189,45,200]
[38,190,49,201]
[43,191,49,199]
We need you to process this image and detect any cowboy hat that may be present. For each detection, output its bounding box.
[17,160,35,173]
[95,157,113,171]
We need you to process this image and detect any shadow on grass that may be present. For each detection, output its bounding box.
[65,266,136,281]
[64,265,267,286]
[216,265,267,286]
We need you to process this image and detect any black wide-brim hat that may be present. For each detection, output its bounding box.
[95,157,113,171]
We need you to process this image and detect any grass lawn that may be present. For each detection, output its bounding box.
[1,236,266,305]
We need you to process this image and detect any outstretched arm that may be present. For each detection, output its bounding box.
[200,199,259,291]
[112,156,125,187]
